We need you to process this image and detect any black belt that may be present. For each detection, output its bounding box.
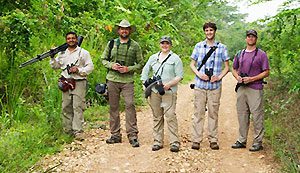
[75,78,86,81]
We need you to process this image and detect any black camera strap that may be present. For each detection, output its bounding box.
[154,52,172,76]
[197,43,219,71]
[239,48,258,75]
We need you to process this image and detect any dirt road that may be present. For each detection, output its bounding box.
[36,73,278,173]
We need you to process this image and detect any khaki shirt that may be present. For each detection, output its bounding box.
[50,46,94,79]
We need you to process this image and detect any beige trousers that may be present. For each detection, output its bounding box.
[107,81,138,140]
[149,91,179,146]
[62,80,86,133]
[236,86,264,145]
[192,87,222,143]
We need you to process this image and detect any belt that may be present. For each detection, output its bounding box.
[75,78,86,81]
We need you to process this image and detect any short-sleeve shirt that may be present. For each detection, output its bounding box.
[233,48,270,90]
[191,40,229,90]
[141,51,183,93]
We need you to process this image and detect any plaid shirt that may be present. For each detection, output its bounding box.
[102,38,143,83]
[191,40,229,90]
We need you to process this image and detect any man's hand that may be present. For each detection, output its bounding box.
[236,76,243,83]
[199,74,210,81]
[112,63,122,71]
[69,66,79,73]
[118,66,129,73]
[242,76,253,84]
[210,75,220,83]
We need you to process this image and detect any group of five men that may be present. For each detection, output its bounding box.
[50,19,269,153]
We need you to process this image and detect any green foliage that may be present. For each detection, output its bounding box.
[0,0,253,172]
[260,8,300,93]
[258,6,300,172]
[264,79,300,172]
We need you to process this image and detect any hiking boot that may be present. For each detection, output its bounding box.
[191,142,200,150]
[231,141,246,149]
[210,142,219,150]
[152,145,163,151]
[73,132,84,141]
[129,138,140,148]
[170,142,180,152]
[249,144,263,152]
[106,136,122,144]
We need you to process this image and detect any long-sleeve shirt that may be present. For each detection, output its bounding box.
[102,38,143,83]
[141,51,184,93]
[50,46,94,79]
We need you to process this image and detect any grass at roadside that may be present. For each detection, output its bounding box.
[264,78,300,172]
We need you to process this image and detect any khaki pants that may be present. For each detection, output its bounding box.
[62,80,86,133]
[192,87,221,143]
[236,86,264,145]
[107,81,138,140]
[149,91,179,146]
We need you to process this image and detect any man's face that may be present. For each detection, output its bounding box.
[204,27,216,41]
[66,34,78,48]
[118,27,131,39]
[246,35,257,46]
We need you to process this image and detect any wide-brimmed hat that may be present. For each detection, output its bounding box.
[115,19,136,33]
[246,29,258,37]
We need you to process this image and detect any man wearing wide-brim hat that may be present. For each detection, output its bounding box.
[102,19,143,148]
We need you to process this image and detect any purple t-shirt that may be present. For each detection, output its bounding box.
[233,49,270,90]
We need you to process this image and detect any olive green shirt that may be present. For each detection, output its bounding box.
[102,38,143,83]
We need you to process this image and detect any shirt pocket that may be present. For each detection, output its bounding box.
[162,61,175,75]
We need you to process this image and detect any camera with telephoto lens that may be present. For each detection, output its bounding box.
[143,75,165,96]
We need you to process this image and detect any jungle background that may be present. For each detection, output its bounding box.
[0,0,299,172]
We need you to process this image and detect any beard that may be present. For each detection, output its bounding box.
[120,33,130,39]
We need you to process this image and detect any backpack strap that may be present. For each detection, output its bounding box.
[107,39,115,61]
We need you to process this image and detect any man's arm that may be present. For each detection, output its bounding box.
[190,59,209,81]
[243,70,270,84]
[211,60,229,82]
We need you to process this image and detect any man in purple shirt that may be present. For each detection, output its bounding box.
[231,29,270,152]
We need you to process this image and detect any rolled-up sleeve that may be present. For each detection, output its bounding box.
[78,51,94,76]
[141,56,154,82]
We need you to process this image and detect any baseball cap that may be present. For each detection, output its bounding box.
[160,36,172,45]
[246,29,258,37]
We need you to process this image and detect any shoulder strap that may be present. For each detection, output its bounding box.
[154,53,172,76]
[107,39,114,61]
[197,43,219,71]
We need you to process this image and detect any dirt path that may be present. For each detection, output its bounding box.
[35,73,278,173]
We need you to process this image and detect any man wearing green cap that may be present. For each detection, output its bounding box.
[102,19,143,147]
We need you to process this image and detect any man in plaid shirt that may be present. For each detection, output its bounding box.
[102,19,143,147]
[190,22,229,150]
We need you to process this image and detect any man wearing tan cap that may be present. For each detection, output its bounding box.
[102,19,143,147]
